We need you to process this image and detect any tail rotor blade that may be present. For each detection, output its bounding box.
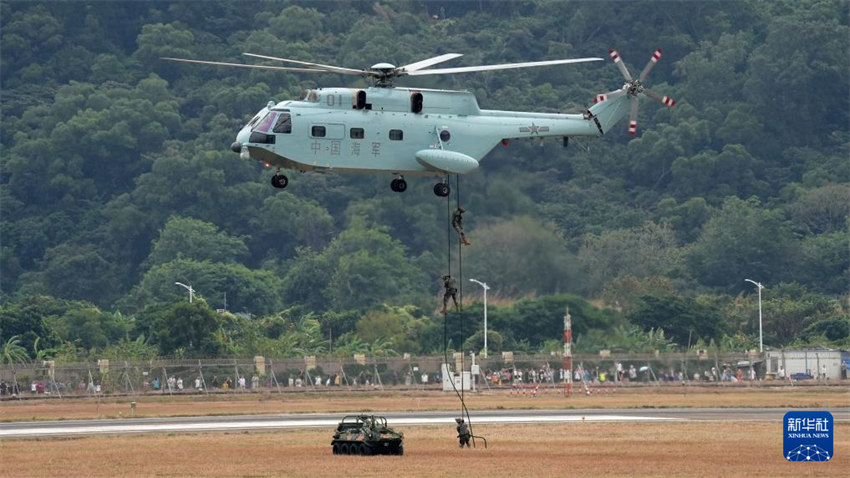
[628,96,639,135]
[638,49,662,82]
[643,88,676,107]
[609,48,632,81]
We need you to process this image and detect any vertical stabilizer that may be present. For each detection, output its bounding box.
[587,95,630,135]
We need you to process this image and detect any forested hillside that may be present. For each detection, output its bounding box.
[1,0,848,361]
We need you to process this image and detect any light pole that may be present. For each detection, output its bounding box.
[744,279,764,353]
[175,282,195,303]
[469,278,490,358]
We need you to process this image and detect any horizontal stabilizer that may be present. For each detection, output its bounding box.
[415,149,479,174]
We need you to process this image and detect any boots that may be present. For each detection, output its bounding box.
[460,236,471,246]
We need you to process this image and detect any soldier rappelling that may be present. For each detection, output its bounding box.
[441,275,459,313]
[452,207,471,245]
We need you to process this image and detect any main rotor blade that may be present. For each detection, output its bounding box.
[609,49,632,82]
[628,96,639,135]
[643,88,676,107]
[406,57,603,76]
[400,53,463,72]
[162,57,328,73]
[242,53,365,76]
[638,49,662,82]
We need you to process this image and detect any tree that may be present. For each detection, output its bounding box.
[1,335,30,394]
[788,184,850,235]
[465,216,578,297]
[128,258,282,316]
[41,243,121,305]
[282,219,427,312]
[52,308,133,353]
[147,300,224,358]
[0,296,66,358]
[145,216,249,267]
[577,221,683,296]
[687,196,798,290]
[628,294,726,346]
[355,304,431,354]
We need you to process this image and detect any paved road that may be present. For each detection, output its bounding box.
[2,408,848,438]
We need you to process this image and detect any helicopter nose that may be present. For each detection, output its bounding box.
[230,141,242,153]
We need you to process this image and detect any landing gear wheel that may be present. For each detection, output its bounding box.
[390,178,407,192]
[271,174,289,189]
[433,182,450,197]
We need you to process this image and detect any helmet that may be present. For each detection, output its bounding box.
[455,418,463,423]
[457,208,465,213]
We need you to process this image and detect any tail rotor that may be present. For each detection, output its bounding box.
[594,48,676,135]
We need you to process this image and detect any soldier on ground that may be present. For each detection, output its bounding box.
[452,208,471,245]
[456,418,470,448]
[441,275,459,313]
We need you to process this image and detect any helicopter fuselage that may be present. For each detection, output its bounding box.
[232,86,618,179]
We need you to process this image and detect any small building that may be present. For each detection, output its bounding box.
[764,348,845,380]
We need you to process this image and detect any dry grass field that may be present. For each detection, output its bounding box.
[1,385,848,422]
[1,386,847,477]
[1,422,848,478]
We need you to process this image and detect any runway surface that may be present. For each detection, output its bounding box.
[3,408,848,438]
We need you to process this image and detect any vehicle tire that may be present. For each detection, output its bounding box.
[332,443,339,455]
[396,444,404,456]
[433,183,450,197]
[358,443,369,456]
[271,174,288,189]
[339,443,349,455]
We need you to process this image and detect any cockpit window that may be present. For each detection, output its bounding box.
[247,114,262,128]
[255,112,276,133]
[273,113,292,134]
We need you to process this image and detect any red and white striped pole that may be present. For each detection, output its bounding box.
[564,308,572,396]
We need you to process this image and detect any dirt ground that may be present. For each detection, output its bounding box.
[1,422,848,478]
[1,385,848,422]
[1,386,847,477]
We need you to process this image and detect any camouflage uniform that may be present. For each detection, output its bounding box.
[451,208,471,245]
[441,275,459,313]
[456,418,470,448]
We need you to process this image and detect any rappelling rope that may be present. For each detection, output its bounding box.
[442,174,480,448]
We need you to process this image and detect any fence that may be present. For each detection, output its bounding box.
[0,351,763,398]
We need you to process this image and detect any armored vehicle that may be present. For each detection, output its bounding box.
[331,414,404,456]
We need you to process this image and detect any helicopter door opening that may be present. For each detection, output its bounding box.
[411,92,423,114]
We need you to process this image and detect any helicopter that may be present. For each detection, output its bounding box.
[163,49,675,196]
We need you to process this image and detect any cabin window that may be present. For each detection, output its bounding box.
[350,128,365,139]
[411,92,423,113]
[273,113,292,134]
[389,129,403,141]
[311,125,326,138]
